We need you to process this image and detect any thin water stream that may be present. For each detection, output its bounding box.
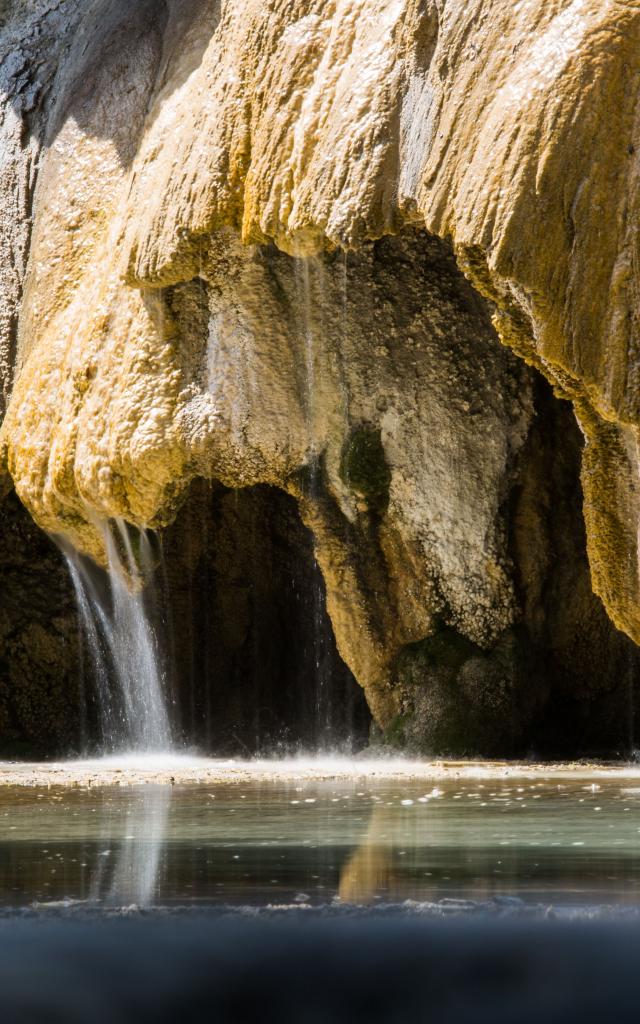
[4,771,640,912]
[294,255,344,749]
[60,520,172,754]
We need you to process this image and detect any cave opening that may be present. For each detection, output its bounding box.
[159,479,371,757]
[0,477,372,759]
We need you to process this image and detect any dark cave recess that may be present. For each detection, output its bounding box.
[161,480,371,756]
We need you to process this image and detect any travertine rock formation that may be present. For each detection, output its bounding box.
[0,0,639,754]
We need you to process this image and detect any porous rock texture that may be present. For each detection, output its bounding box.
[0,0,639,755]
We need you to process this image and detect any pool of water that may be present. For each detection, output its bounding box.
[3,770,640,910]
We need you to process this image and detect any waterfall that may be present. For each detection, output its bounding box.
[298,257,317,445]
[61,519,173,754]
[63,552,119,747]
[296,256,333,750]
[103,520,172,752]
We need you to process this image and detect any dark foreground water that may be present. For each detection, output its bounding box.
[6,766,640,1023]
[4,770,640,910]
[5,914,640,1024]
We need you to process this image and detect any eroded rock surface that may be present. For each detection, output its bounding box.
[0,0,639,754]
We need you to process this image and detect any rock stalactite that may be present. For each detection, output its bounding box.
[0,0,639,755]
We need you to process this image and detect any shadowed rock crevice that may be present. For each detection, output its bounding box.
[510,382,640,759]
[387,380,640,759]
[0,490,82,758]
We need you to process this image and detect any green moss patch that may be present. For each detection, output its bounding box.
[339,426,391,512]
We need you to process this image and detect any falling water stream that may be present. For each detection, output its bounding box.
[61,520,172,754]
[296,255,333,749]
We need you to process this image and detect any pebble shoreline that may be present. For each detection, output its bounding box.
[0,758,638,788]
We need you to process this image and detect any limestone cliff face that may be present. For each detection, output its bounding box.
[0,0,639,754]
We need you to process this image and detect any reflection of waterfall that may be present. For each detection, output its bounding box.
[90,785,171,908]
[60,519,173,753]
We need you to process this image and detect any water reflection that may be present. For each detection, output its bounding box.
[3,775,640,909]
[89,785,171,907]
[338,807,394,904]
[337,780,640,905]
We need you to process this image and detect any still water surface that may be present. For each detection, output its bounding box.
[4,772,640,909]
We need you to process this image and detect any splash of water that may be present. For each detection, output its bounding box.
[61,519,173,754]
